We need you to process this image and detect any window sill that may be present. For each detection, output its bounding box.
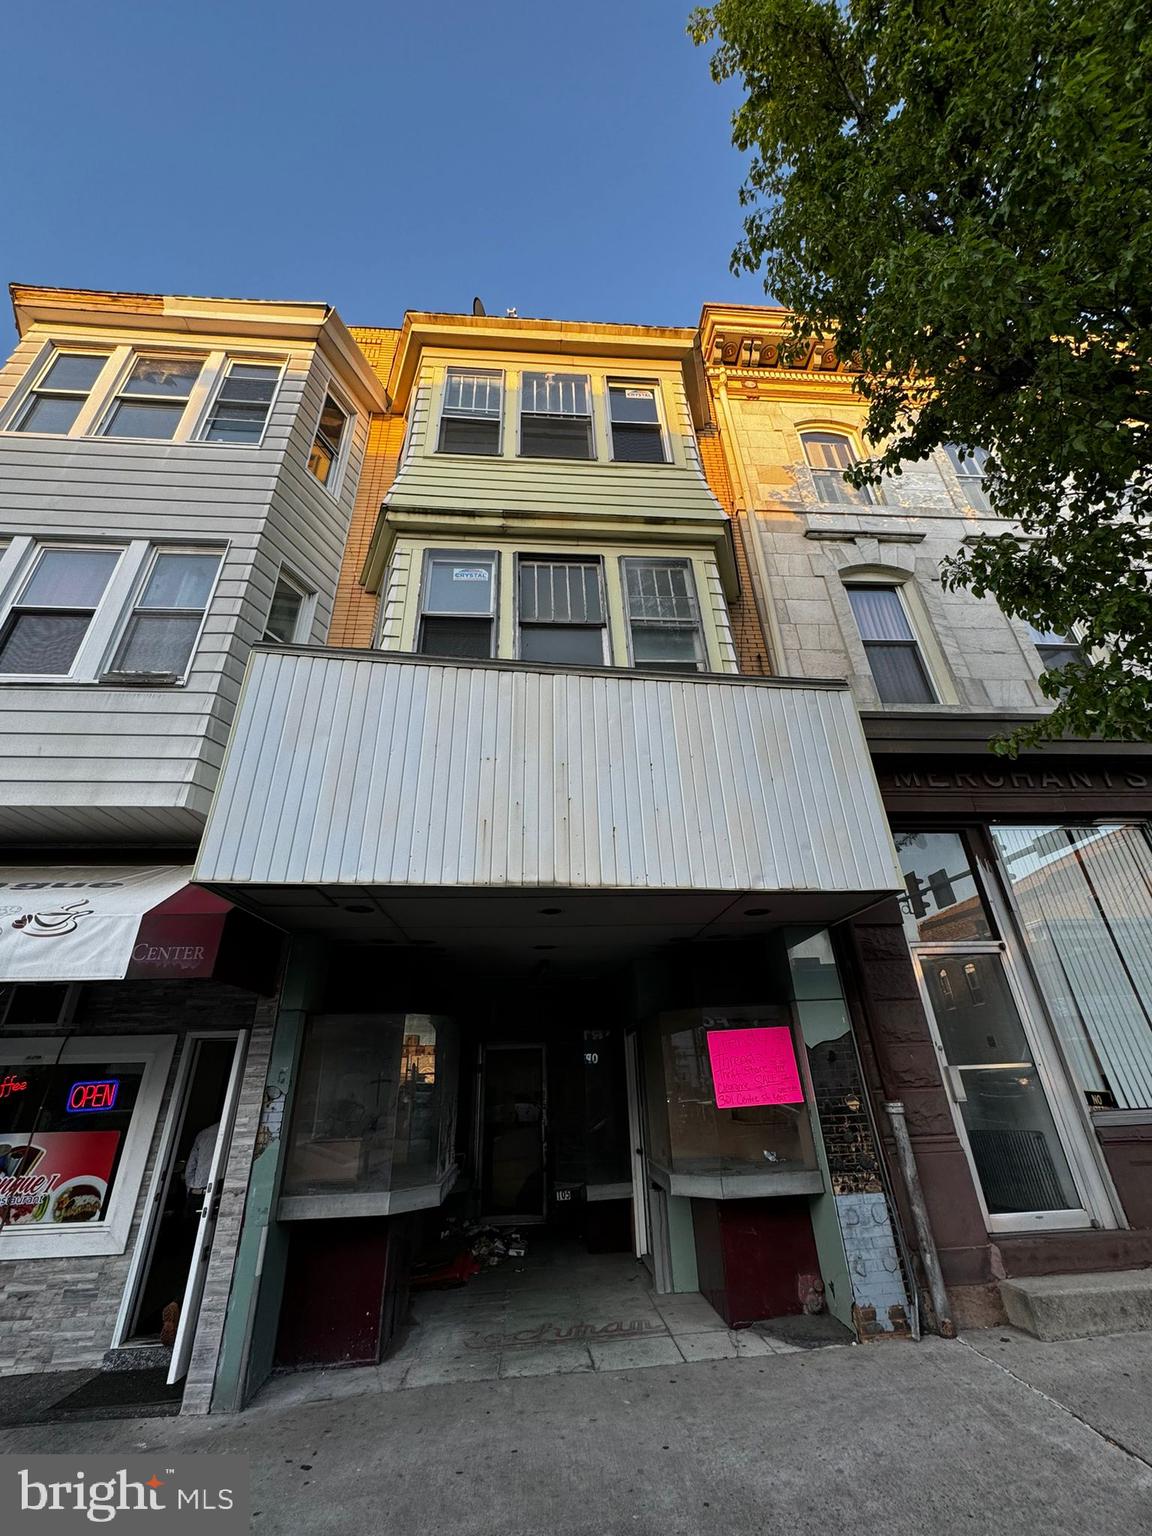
[0,674,186,689]
[0,428,272,450]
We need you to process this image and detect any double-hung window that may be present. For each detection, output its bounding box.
[109,551,220,677]
[519,372,593,459]
[945,444,991,512]
[101,355,203,440]
[202,362,281,444]
[801,431,877,505]
[418,551,498,658]
[846,584,935,703]
[308,394,349,487]
[438,368,503,454]
[13,352,110,435]
[1024,622,1084,673]
[609,383,666,463]
[622,557,706,672]
[0,547,122,676]
[517,557,606,665]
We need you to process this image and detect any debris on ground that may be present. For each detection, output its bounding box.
[409,1220,527,1289]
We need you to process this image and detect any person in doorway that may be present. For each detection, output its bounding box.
[183,1121,220,1206]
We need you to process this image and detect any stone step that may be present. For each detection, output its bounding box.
[999,1269,1152,1341]
[101,1344,172,1373]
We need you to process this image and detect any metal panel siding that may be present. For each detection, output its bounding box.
[198,651,900,894]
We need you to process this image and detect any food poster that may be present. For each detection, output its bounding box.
[0,1129,122,1226]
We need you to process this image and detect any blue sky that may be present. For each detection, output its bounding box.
[5,1,765,333]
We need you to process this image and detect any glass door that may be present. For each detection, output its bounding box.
[896,830,1101,1232]
[479,1044,547,1224]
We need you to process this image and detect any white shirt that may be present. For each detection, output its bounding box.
[184,1122,220,1193]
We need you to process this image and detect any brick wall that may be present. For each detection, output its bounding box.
[695,426,771,675]
[0,981,273,1387]
[327,327,404,649]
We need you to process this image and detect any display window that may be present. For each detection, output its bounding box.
[0,1035,175,1259]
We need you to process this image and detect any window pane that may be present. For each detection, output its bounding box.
[894,831,994,942]
[520,372,590,417]
[520,625,604,665]
[265,579,304,643]
[519,561,602,624]
[40,353,108,393]
[848,586,915,642]
[17,395,86,434]
[864,643,935,704]
[444,369,503,418]
[140,553,219,609]
[612,423,666,463]
[438,416,500,454]
[121,356,201,398]
[307,438,334,483]
[624,561,696,622]
[632,626,701,669]
[609,385,659,424]
[317,397,347,450]
[218,365,279,403]
[104,400,186,439]
[203,403,269,444]
[425,556,495,615]
[520,415,593,459]
[0,613,91,674]
[992,825,1152,1110]
[113,613,202,674]
[418,616,493,659]
[802,432,856,471]
[23,549,120,608]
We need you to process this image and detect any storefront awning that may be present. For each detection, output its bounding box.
[0,867,266,985]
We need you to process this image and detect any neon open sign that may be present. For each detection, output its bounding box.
[66,1079,120,1114]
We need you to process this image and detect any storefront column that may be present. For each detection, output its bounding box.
[209,939,327,1413]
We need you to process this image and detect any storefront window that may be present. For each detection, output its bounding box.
[992,824,1152,1111]
[0,1058,145,1230]
[646,1007,817,1178]
[894,831,994,942]
[282,1014,458,1200]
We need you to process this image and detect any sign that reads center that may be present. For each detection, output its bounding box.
[706,1027,803,1109]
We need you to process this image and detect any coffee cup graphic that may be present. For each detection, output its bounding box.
[12,899,92,938]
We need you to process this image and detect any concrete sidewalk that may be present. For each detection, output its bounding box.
[2,1331,1151,1536]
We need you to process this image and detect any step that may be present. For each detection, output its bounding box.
[101,1344,172,1373]
[999,1268,1152,1341]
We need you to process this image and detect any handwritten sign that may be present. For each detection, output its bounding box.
[706,1026,803,1109]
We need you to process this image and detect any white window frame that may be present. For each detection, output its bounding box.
[0,1033,175,1260]
[417,548,500,658]
[3,347,119,438]
[944,444,991,512]
[306,385,355,497]
[800,428,881,506]
[607,379,670,465]
[0,537,224,685]
[194,356,287,448]
[94,351,215,443]
[262,565,315,644]
[843,577,940,705]
[103,545,225,682]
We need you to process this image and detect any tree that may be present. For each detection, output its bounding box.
[690,0,1152,752]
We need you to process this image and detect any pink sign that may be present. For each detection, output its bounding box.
[706,1027,804,1109]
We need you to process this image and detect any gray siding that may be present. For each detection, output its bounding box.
[196,648,900,895]
[0,323,370,845]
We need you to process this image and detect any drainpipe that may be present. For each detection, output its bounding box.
[884,1101,956,1338]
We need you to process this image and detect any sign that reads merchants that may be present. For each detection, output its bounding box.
[706,1026,804,1109]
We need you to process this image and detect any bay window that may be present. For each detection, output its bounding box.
[307,394,350,487]
[201,361,281,445]
[109,550,220,677]
[101,355,203,440]
[438,368,503,454]
[13,352,110,435]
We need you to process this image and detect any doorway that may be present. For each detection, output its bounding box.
[115,1032,246,1382]
[479,1043,546,1223]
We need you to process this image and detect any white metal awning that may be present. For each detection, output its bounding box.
[0,867,193,982]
